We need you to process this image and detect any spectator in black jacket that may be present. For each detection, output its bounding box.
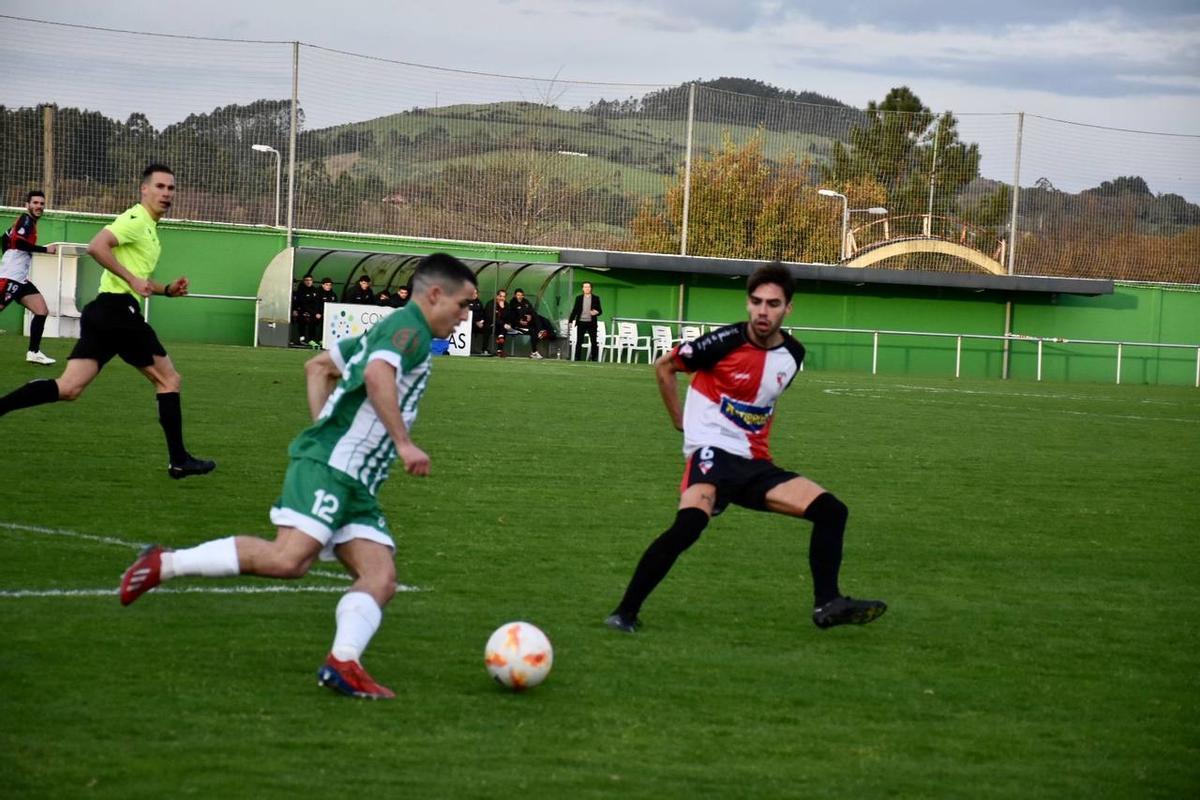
[347,275,375,305]
[467,287,486,354]
[291,275,322,345]
[481,289,509,357]
[508,288,543,359]
[568,281,602,361]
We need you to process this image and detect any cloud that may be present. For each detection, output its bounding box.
[557,1,1199,98]
[589,0,1200,33]
[769,14,1200,99]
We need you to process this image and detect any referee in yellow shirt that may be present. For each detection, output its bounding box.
[0,164,214,479]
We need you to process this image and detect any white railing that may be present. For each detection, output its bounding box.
[612,317,1200,387]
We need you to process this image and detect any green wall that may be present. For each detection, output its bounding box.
[5,210,1196,386]
[578,268,1198,386]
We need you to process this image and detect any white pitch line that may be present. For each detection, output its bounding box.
[1,521,427,592]
[0,520,142,548]
[0,583,424,599]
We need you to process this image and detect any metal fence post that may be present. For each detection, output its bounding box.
[679,82,696,256]
[286,41,299,247]
[1007,112,1024,276]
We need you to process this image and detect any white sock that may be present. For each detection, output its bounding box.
[331,591,382,663]
[162,537,240,579]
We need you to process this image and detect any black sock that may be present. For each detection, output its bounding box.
[614,507,709,619]
[28,315,46,353]
[804,493,847,606]
[0,378,59,416]
[157,392,189,465]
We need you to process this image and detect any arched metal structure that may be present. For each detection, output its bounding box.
[845,239,1007,275]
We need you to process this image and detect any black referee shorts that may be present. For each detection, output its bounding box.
[680,445,800,516]
[69,292,167,369]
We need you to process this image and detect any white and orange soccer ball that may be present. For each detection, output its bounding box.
[484,621,553,691]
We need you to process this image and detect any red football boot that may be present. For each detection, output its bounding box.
[316,654,395,700]
[120,545,165,606]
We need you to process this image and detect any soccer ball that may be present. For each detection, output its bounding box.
[484,621,553,691]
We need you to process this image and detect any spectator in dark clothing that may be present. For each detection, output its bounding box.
[347,275,374,305]
[569,281,602,361]
[291,275,322,345]
[393,286,411,308]
[508,288,543,360]
[317,277,338,308]
[376,289,392,306]
[481,289,509,357]
[467,287,486,354]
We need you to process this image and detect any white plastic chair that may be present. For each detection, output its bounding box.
[612,321,652,363]
[679,324,703,343]
[596,320,618,363]
[650,325,674,361]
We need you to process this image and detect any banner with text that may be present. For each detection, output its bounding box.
[321,303,470,356]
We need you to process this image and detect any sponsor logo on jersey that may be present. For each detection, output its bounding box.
[679,343,694,358]
[698,459,713,475]
[777,371,787,387]
[718,395,773,432]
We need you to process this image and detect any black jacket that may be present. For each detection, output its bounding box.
[347,286,375,305]
[569,292,602,325]
[509,298,534,329]
[292,282,322,315]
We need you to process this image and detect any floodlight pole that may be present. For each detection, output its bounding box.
[251,144,282,227]
[818,189,849,261]
[817,190,886,262]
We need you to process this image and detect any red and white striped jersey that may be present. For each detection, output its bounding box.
[672,322,806,461]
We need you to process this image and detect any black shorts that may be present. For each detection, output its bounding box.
[0,277,41,310]
[680,446,800,516]
[69,292,167,369]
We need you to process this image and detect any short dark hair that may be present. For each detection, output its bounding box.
[357,275,371,283]
[141,163,174,182]
[747,262,794,302]
[26,189,45,202]
[412,252,477,296]
[320,276,333,283]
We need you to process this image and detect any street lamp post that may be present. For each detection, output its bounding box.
[251,144,282,227]
[818,188,887,261]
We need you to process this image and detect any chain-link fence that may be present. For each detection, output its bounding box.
[2,17,1197,283]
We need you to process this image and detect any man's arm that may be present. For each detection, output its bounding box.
[303,350,342,420]
[87,228,186,298]
[364,359,430,476]
[654,351,685,432]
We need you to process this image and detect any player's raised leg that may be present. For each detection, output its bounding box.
[119,527,321,606]
[764,476,887,628]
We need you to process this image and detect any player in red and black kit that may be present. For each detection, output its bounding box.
[606,262,886,633]
[1,190,58,364]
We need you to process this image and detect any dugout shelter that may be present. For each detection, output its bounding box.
[255,246,577,348]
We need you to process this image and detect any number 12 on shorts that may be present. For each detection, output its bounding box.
[312,488,340,523]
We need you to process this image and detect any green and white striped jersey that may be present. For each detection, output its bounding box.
[289,303,432,494]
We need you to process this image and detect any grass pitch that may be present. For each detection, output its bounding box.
[1,337,1197,798]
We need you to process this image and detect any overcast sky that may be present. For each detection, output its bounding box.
[2,1,1198,195]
